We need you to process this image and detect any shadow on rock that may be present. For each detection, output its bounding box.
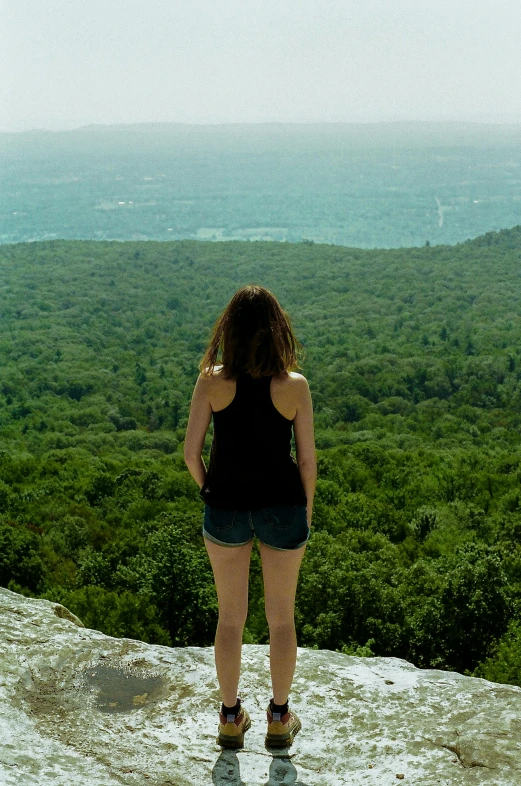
[212,750,246,786]
[264,753,310,786]
[211,749,310,786]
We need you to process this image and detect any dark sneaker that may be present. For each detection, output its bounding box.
[217,706,251,749]
[265,705,301,748]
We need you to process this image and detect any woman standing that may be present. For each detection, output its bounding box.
[184,284,316,749]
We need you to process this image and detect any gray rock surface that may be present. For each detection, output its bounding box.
[1,586,520,785]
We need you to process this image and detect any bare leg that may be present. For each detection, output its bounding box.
[204,538,253,707]
[259,542,306,705]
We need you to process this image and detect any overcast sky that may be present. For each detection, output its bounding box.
[1,0,520,132]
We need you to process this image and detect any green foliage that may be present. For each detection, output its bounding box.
[405,543,511,672]
[39,585,172,646]
[114,511,218,646]
[0,520,45,591]
[341,639,376,658]
[296,529,404,654]
[474,620,521,687]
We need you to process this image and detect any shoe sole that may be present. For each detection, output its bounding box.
[265,718,302,749]
[217,717,252,749]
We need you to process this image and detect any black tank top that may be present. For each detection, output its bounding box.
[200,373,307,510]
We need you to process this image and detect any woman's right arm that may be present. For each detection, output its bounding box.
[293,375,317,527]
[184,374,213,489]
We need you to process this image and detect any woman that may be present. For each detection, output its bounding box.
[184,284,316,750]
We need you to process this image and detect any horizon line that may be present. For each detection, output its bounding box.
[2,119,521,135]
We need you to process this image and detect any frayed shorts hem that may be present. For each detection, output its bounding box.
[202,527,308,552]
[203,528,253,548]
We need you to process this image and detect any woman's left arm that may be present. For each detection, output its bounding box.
[183,374,213,489]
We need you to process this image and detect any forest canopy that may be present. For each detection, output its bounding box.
[1,227,521,685]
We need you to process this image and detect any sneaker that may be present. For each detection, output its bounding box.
[265,704,301,748]
[217,705,251,749]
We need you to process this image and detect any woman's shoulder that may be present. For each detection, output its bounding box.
[197,366,236,411]
[198,365,234,391]
[272,371,309,397]
[199,364,228,380]
[288,371,307,382]
[275,371,308,386]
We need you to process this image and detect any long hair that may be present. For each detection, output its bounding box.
[199,285,302,378]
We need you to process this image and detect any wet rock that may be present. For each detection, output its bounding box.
[1,586,521,785]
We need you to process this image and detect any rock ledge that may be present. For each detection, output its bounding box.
[1,586,520,785]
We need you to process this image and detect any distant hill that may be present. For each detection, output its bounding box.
[2,120,521,150]
[463,224,521,248]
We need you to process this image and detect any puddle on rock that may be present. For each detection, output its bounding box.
[81,663,168,714]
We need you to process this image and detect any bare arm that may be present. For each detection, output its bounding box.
[183,374,213,489]
[293,375,317,527]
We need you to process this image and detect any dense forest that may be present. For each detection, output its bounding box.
[2,122,521,248]
[1,229,521,686]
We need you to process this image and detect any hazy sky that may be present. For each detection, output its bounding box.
[1,0,520,131]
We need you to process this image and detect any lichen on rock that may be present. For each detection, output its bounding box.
[53,603,85,627]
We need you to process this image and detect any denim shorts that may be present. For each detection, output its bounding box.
[203,504,310,551]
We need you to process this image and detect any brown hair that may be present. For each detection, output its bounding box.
[199,285,302,378]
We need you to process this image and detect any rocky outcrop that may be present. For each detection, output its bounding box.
[1,586,520,785]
